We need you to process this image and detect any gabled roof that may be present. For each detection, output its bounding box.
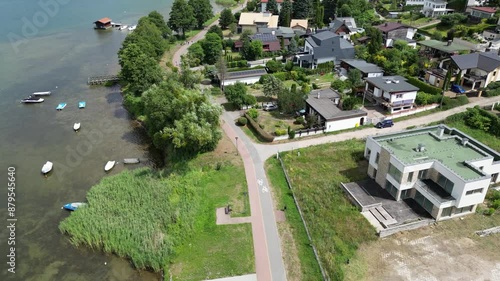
[470,6,497,14]
[451,52,500,72]
[251,33,279,42]
[238,13,279,28]
[375,22,410,33]
[305,31,354,59]
[418,40,472,53]
[329,17,358,33]
[290,19,308,30]
[341,59,384,74]
[365,76,419,93]
[219,69,268,80]
[95,18,111,24]
[306,89,366,121]
[258,27,295,38]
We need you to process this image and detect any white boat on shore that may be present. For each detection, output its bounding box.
[73,123,81,131]
[124,158,140,164]
[119,25,128,30]
[128,25,136,31]
[104,161,116,172]
[21,96,44,103]
[32,91,51,96]
[41,161,53,174]
[62,202,87,211]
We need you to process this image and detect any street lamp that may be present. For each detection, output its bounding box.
[235,137,239,155]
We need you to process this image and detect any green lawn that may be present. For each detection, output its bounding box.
[266,140,377,281]
[442,117,500,152]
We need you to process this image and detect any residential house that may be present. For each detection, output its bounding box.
[364,76,419,114]
[290,19,308,32]
[418,39,473,60]
[238,12,279,33]
[363,125,500,221]
[450,51,500,90]
[294,30,355,68]
[234,33,287,52]
[375,22,416,48]
[94,18,112,29]
[328,17,363,40]
[422,0,450,18]
[258,26,299,39]
[261,0,283,13]
[483,18,500,40]
[466,6,497,19]
[217,69,268,87]
[305,88,367,132]
[340,59,384,78]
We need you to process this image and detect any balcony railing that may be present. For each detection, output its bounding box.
[414,179,456,205]
[463,73,486,82]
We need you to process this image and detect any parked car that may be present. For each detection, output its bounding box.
[263,104,278,111]
[295,109,306,116]
[451,84,466,94]
[375,119,394,128]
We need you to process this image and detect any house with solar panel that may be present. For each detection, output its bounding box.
[294,30,355,68]
[217,69,268,87]
[359,125,500,222]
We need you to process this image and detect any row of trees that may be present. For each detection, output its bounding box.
[119,12,222,157]
[168,0,213,37]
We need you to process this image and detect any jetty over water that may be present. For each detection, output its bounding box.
[87,75,119,85]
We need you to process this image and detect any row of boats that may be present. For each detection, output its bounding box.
[118,24,137,31]
[20,91,86,111]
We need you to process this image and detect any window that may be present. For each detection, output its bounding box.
[466,188,483,195]
[373,168,378,179]
[396,94,403,98]
[385,180,398,199]
[388,163,402,183]
[401,189,411,199]
[494,71,497,76]
[375,152,380,164]
[441,207,452,217]
[418,169,428,179]
[407,172,414,183]
[366,148,371,158]
[437,174,454,194]
[455,205,473,214]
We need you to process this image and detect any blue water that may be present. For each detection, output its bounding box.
[0,0,219,280]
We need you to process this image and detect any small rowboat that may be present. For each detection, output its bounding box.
[56,103,67,110]
[41,161,53,174]
[62,202,87,211]
[73,123,81,131]
[21,96,44,103]
[104,161,116,172]
[79,101,86,109]
[123,158,140,164]
[32,91,51,96]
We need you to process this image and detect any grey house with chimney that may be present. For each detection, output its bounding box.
[294,30,355,69]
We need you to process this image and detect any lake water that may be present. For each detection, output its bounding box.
[0,0,221,280]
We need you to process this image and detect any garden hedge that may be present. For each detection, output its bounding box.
[406,76,442,95]
[244,113,274,142]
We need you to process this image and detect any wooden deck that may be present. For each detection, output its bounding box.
[87,75,119,85]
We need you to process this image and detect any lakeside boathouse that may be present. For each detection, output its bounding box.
[94,18,112,29]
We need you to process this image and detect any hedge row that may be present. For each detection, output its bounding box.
[244,113,274,142]
[227,60,248,68]
[406,76,442,95]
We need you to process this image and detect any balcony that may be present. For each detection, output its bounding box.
[463,73,486,82]
[414,179,456,206]
[364,90,414,108]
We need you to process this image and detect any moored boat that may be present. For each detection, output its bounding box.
[79,101,86,109]
[21,96,44,103]
[56,103,66,110]
[128,25,136,31]
[62,202,87,211]
[73,123,81,131]
[41,161,53,174]
[123,158,140,164]
[32,91,51,96]
[104,161,116,172]
[119,25,128,30]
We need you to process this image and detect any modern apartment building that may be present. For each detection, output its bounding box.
[364,125,500,221]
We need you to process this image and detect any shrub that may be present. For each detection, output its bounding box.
[484,81,500,97]
[211,87,222,96]
[275,128,287,136]
[312,83,320,89]
[244,113,274,142]
[288,130,296,139]
[295,116,305,125]
[259,123,265,129]
[483,208,495,216]
[406,77,442,95]
[415,91,440,105]
[247,108,259,120]
[491,199,500,210]
[441,96,468,110]
[266,59,283,73]
[272,72,287,81]
[237,117,247,126]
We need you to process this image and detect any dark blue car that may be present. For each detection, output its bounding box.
[451,84,466,94]
[375,119,394,128]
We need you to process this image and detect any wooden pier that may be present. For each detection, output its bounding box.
[87,75,119,85]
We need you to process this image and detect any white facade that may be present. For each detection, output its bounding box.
[364,78,418,114]
[422,0,448,17]
[364,126,500,221]
[325,116,365,132]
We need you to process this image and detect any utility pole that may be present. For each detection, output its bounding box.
[235,136,239,155]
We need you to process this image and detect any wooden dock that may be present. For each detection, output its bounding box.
[87,75,119,85]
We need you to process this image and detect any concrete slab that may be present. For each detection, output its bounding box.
[215,208,252,225]
[204,274,258,281]
[274,210,286,222]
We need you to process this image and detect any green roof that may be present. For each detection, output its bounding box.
[418,40,472,53]
[376,130,486,180]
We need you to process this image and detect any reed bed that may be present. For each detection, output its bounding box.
[59,168,203,272]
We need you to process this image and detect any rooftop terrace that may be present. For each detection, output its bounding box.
[375,128,488,180]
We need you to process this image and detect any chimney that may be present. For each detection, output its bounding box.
[317,91,320,99]
[437,125,444,138]
[447,40,452,46]
[462,138,469,146]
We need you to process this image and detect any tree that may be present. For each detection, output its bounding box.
[224,82,253,108]
[279,0,292,27]
[278,88,306,114]
[267,0,279,15]
[147,11,172,39]
[288,37,298,53]
[313,0,324,28]
[292,0,310,19]
[322,0,337,23]
[178,58,202,88]
[229,23,237,35]
[215,55,227,90]
[262,75,285,97]
[118,44,164,96]
[439,13,467,26]
[341,96,358,110]
[220,8,235,29]
[366,27,383,55]
[143,78,222,155]
[202,33,223,64]
[266,60,283,73]
[187,42,204,66]
[188,0,213,29]
[134,19,168,59]
[120,32,157,60]
[207,25,223,40]
[242,39,263,61]
[347,69,363,88]
[168,0,196,37]
[336,0,375,27]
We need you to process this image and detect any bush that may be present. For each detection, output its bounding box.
[441,95,468,110]
[266,60,283,73]
[259,123,265,129]
[484,81,500,97]
[272,72,287,81]
[312,83,320,89]
[406,77,442,95]
[275,128,287,136]
[415,91,441,105]
[237,117,247,126]
[247,108,259,119]
[244,113,274,142]
[211,87,222,96]
[295,116,305,125]
[483,208,495,216]
[288,130,296,139]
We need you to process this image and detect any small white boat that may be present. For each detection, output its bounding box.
[41,161,53,174]
[62,202,87,211]
[119,25,128,30]
[32,91,51,96]
[21,96,44,103]
[124,158,140,164]
[104,161,116,172]
[73,123,81,131]
[128,25,136,31]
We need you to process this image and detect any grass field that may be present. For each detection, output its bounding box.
[266,139,377,281]
[442,113,500,151]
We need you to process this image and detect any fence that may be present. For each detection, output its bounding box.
[277,153,329,281]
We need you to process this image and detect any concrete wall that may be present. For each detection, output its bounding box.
[375,148,392,188]
[325,116,365,132]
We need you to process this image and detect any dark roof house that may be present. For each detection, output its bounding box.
[295,30,355,68]
[450,52,500,89]
[340,59,384,78]
[375,22,416,47]
[235,33,288,52]
[328,17,362,38]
